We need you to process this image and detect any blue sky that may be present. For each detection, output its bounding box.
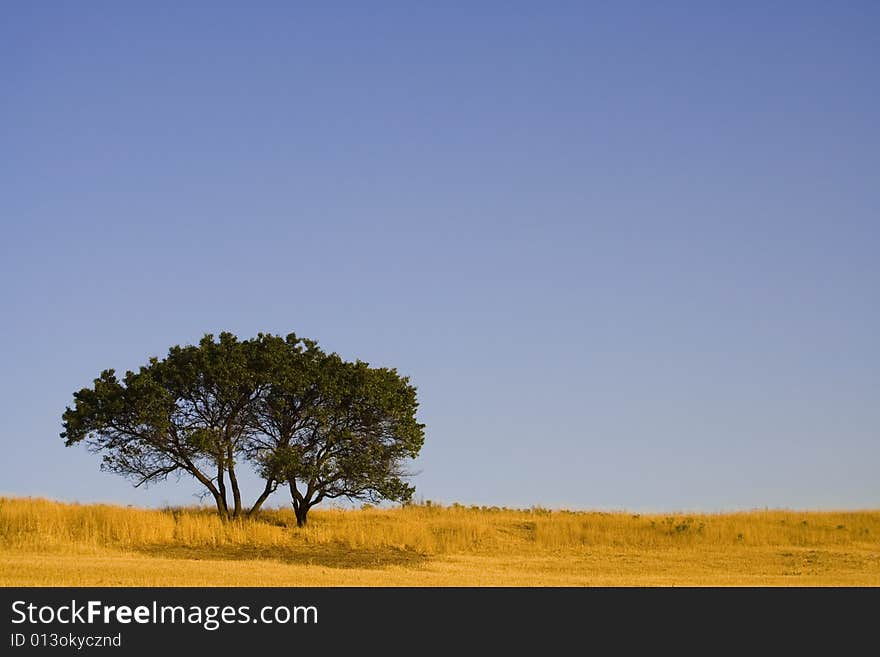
[1,2,877,511]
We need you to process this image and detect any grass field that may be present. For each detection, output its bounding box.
[1,497,878,586]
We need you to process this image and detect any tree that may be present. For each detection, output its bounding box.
[61,332,266,519]
[62,331,426,525]
[252,350,425,526]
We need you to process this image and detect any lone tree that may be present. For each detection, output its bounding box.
[62,331,425,524]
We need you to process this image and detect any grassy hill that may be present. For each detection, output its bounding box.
[1,497,878,586]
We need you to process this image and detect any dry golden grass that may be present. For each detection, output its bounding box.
[1,497,878,586]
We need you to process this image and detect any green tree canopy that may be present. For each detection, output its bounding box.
[62,331,425,523]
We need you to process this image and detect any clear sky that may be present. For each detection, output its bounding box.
[2,2,877,512]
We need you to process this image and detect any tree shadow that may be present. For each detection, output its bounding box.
[133,541,426,570]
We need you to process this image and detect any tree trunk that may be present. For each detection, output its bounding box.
[289,480,310,527]
[216,460,229,520]
[227,447,242,519]
[213,491,229,519]
[248,479,277,517]
[180,460,228,520]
